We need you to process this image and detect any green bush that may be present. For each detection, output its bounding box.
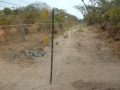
[55,41,58,45]
[104,8,120,24]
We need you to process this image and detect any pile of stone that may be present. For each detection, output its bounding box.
[11,53,20,59]
[25,50,45,57]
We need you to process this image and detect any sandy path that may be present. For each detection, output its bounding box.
[0,26,120,90]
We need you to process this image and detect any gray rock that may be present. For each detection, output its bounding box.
[24,50,45,58]
[11,54,19,59]
[38,53,42,57]
[11,54,14,59]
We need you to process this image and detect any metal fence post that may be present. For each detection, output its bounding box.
[50,9,54,84]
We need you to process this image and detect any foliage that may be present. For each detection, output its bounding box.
[0,1,78,26]
[0,1,79,43]
[0,1,78,34]
[75,0,119,24]
[104,8,120,24]
[0,15,13,26]
[84,11,103,24]
[3,7,12,15]
[54,8,65,23]
[75,0,120,40]
[55,41,58,45]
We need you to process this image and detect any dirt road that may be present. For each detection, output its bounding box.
[0,26,120,90]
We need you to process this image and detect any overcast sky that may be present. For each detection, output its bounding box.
[0,0,89,19]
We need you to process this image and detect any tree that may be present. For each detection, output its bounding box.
[111,0,120,7]
[75,0,98,24]
[3,7,12,15]
[104,8,120,25]
[74,5,87,17]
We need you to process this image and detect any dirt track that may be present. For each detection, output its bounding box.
[0,26,120,90]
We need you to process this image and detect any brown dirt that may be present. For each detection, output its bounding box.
[0,25,120,90]
[0,32,46,68]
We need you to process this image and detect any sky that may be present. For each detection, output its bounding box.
[0,0,89,19]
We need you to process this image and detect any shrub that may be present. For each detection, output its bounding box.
[104,8,120,25]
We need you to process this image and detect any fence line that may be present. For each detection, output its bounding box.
[0,25,79,49]
[0,24,79,89]
[0,22,78,28]
[0,25,47,31]
[0,21,78,47]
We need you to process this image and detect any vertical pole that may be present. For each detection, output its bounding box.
[50,9,54,84]
[21,25,25,42]
[80,20,82,30]
[70,21,72,47]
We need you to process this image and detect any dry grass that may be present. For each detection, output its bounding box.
[108,38,115,43]
[87,25,120,58]
[64,33,69,38]
[0,29,49,68]
[78,29,84,32]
